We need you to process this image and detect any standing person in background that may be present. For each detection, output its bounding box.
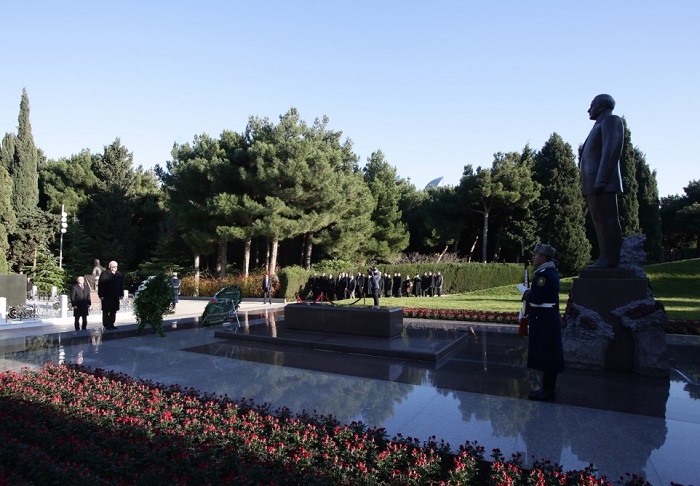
[412,274,422,297]
[369,267,382,308]
[435,271,444,297]
[356,272,365,298]
[98,261,123,330]
[70,275,91,331]
[404,275,412,297]
[394,272,402,297]
[519,243,564,401]
[26,276,33,299]
[170,272,181,309]
[262,273,272,304]
[384,272,393,297]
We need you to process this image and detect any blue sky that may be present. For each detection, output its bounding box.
[2,1,698,197]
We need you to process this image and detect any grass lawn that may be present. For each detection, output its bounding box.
[336,259,700,321]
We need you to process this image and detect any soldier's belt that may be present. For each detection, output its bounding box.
[529,303,556,308]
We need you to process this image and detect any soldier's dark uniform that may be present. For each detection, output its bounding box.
[523,243,564,401]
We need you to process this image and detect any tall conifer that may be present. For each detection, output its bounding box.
[532,133,590,274]
[635,148,663,262]
[618,118,641,236]
[13,88,40,211]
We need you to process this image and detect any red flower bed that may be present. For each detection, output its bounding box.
[403,308,700,336]
[0,364,656,485]
[403,308,520,325]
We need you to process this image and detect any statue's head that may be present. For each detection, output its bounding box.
[589,94,616,120]
[594,94,615,110]
[94,259,100,266]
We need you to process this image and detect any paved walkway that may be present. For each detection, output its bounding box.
[1,298,698,485]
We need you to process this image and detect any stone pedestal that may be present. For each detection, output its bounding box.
[285,303,403,338]
[89,291,101,311]
[569,268,648,371]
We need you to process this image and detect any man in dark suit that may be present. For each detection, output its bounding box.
[579,94,625,268]
[262,273,272,304]
[70,275,91,331]
[98,261,124,330]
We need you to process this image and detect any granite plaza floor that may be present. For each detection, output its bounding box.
[1,298,698,485]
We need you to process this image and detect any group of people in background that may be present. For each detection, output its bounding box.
[306,270,444,302]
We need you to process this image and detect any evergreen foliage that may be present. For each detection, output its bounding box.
[661,181,700,259]
[81,139,141,268]
[0,165,14,273]
[12,89,40,212]
[28,246,65,294]
[618,118,641,236]
[532,133,591,275]
[459,151,539,262]
[362,151,410,261]
[635,148,663,262]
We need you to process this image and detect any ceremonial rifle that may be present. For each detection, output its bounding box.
[518,259,530,337]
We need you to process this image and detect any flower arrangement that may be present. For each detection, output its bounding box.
[133,273,175,337]
[0,364,654,485]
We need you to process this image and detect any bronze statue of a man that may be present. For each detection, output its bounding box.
[579,94,625,268]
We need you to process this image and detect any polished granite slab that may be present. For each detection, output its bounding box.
[1,305,699,485]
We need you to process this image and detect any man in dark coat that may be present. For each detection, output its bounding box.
[369,267,382,307]
[70,275,91,331]
[434,271,444,297]
[262,273,272,304]
[355,272,365,298]
[412,274,422,297]
[98,261,124,330]
[520,243,564,401]
[394,273,402,297]
[170,272,181,308]
[383,272,393,297]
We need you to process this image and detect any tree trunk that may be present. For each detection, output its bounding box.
[193,253,200,297]
[481,210,489,262]
[217,239,227,277]
[243,236,251,278]
[436,245,449,263]
[469,235,479,263]
[270,238,279,275]
[304,232,313,270]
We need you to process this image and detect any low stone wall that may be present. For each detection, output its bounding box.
[284,303,403,338]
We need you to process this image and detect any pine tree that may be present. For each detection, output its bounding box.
[635,148,663,262]
[362,151,410,262]
[618,118,641,236]
[82,139,141,268]
[532,133,591,275]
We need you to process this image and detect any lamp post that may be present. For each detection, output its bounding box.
[59,205,68,268]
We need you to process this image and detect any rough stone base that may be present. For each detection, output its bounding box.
[569,269,648,371]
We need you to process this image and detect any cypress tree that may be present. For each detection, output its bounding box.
[635,148,663,262]
[0,164,14,272]
[532,133,591,275]
[618,118,641,236]
[12,89,40,211]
